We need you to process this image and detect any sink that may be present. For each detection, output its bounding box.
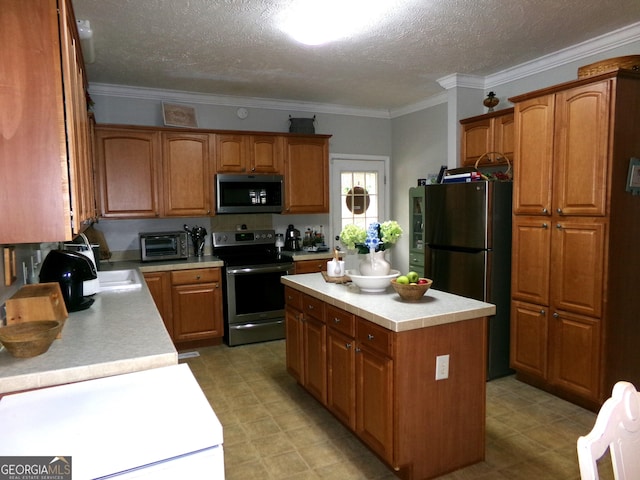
[97,269,143,292]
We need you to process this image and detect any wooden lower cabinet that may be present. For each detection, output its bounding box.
[143,268,223,347]
[294,259,327,274]
[285,289,487,479]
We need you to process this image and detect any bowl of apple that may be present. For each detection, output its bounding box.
[390,272,433,301]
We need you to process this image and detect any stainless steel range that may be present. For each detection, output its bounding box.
[212,229,294,346]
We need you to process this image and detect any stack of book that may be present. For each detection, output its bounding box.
[442,171,482,183]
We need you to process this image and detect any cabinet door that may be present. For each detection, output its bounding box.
[284,137,329,213]
[143,272,172,338]
[551,219,605,318]
[553,81,610,216]
[162,132,212,216]
[171,280,223,342]
[356,346,393,463]
[549,310,601,401]
[303,315,327,404]
[494,112,515,163]
[327,328,356,429]
[511,216,551,305]
[513,95,555,215]
[510,300,548,379]
[461,118,491,166]
[94,128,162,218]
[285,306,304,383]
[215,134,247,173]
[250,135,283,173]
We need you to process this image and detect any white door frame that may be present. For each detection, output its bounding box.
[329,153,390,248]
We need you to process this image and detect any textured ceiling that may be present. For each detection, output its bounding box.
[72,0,640,111]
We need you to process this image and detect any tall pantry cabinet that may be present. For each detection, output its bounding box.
[0,0,95,244]
[509,70,640,410]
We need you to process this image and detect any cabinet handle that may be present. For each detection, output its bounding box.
[346,343,352,349]
[214,283,219,288]
[307,305,314,310]
[355,347,361,353]
[539,309,545,316]
[196,275,201,280]
[556,223,563,230]
[542,208,548,214]
[541,223,548,229]
[556,208,563,215]
[333,317,341,324]
[553,312,559,318]
[367,333,375,340]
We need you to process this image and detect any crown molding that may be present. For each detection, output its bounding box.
[436,73,485,90]
[88,83,392,119]
[486,21,640,88]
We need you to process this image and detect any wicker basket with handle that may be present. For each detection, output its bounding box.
[577,55,640,79]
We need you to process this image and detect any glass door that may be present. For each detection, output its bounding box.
[409,187,425,277]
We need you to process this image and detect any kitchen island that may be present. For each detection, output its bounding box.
[282,273,495,480]
[0,277,177,395]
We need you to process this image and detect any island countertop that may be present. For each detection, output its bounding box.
[0,279,177,395]
[282,273,496,332]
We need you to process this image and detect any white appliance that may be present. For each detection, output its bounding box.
[0,364,224,479]
[64,233,100,295]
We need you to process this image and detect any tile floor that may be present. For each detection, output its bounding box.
[180,340,613,480]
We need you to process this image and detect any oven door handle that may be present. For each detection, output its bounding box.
[226,263,294,275]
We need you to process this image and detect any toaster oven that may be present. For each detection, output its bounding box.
[139,231,189,262]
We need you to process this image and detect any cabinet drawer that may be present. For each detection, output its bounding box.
[285,286,303,310]
[295,259,326,274]
[303,295,324,322]
[357,317,393,357]
[171,268,219,285]
[326,305,355,337]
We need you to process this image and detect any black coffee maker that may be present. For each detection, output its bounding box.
[40,250,97,311]
[285,224,301,251]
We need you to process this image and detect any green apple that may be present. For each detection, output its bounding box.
[396,275,409,284]
[407,271,419,283]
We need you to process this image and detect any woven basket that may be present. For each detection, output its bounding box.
[391,278,433,301]
[475,151,512,180]
[578,55,640,79]
[0,320,62,358]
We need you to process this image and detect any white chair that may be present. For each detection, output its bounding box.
[577,381,640,480]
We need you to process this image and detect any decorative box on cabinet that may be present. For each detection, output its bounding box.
[509,70,640,410]
[460,108,514,167]
[0,0,95,243]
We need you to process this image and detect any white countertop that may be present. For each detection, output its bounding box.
[282,273,496,332]
[0,277,177,395]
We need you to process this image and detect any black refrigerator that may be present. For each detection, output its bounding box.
[424,181,513,380]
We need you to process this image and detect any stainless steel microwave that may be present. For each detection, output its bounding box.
[215,174,284,214]
[139,231,189,262]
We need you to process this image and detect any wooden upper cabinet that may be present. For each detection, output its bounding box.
[215,134,282,173]
[94,128,162,218]
[553,82,610,217]
[460,108,514,167]
[0,0,93,243]
[513,95,555,215]
[284,136,330,213]
[162,132,213,216]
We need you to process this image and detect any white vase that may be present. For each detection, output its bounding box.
[359,250,391,276]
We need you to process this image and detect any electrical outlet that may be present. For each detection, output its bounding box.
[435,354,449,380]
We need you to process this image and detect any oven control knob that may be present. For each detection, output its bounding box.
[266,232,273,239]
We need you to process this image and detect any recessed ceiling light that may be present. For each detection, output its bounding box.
[278,0,401,46]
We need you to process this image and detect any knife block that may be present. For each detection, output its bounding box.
[5,283,68,338]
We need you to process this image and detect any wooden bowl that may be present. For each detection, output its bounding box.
[0,320,63,358]
[390,278,433,301]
